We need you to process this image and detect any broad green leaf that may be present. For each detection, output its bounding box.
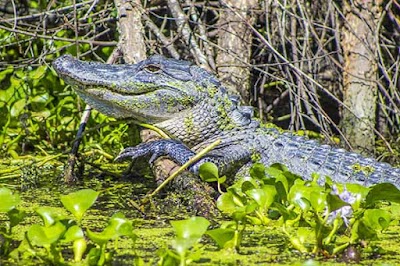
[0,87,13,103]
[0,187,20,212]
[170,217,210,256]
[31,110,51,120]
[171,216,210,241]
[288,182,311,211]
[218,175,227,184]
[355,209,392,241]
[241,180,257,193]
[282,170,302,188]
[232,211,247,222]
[14,69,25,79]
[249,163,266,180]
[27,222,66,246]
[29,65,47,80]
[60,189,99,221]
[64,225,84,242]
[0,66,13,83]
[265,164,284,179]
[244,201,258,214]
[245,189,270,208]
[199,162,219,182]
[35,207,65,227]
[217,191,246,214]
[362,209,391,231]
[9,75,22,89]
[206,228,235,248]
[8,208,26,227]
[86,247,102,265]
[10,99,26,117]
[262,185,277,208]
[365,183,400,205]
[309,190,327,213]
[87,213,136,245]
[87,227,115,245]
[108,212,136,239]
[354,220,375,241]
[31,93,52,104]
[326,193,349,213]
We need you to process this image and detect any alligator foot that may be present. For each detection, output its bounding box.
[115,139,196,165]
[115,139,220,172]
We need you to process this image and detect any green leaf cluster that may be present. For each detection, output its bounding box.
[159,217,210,266]
[0,188,137,265]
[200,162,400,257]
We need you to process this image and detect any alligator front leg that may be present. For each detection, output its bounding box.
[115,139,225,174]
[116,139,194,165]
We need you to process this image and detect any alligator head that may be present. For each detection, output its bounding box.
[53,55,256,146]
[53,55,221,123]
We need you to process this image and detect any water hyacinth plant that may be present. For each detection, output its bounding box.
[0,188,139,265]
[0,187,26,256]
[158,216,210,266]
[199,162,400,256]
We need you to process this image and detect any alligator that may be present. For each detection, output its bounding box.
[53,55,400,189]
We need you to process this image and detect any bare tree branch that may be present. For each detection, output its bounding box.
[167,0,210,70]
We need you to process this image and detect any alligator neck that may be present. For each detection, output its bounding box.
[155,90,256,147]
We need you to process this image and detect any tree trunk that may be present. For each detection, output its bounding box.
[340,0,382,154]
[216,0,257,102]
[115,0,146,63]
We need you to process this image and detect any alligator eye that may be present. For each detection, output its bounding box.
[144,64,162,73]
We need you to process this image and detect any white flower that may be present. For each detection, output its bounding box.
[327,185,356,226]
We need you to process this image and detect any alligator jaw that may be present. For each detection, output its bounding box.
[52,55,198,122]
[53,55,156,95]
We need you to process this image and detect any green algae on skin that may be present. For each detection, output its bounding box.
[352,163,375,175]
[184,112,195,134]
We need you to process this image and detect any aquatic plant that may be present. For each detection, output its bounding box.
[199,162,226,194]
[200,162,400,257]
[0,187,26,256]
[87,212,137,265]
[158,216,210,266]
[1,164,400,264]
[60,189,100,223]
[1,188,138,265]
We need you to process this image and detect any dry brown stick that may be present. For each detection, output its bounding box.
[0,24,117,46]
[143,13,180,59]
[185,0,216,70]
[167,0,210,70]
[0,0,95,23]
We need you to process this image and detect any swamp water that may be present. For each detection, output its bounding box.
[1,158,400,265]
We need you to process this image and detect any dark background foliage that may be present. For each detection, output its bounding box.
[0,0,399,164]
